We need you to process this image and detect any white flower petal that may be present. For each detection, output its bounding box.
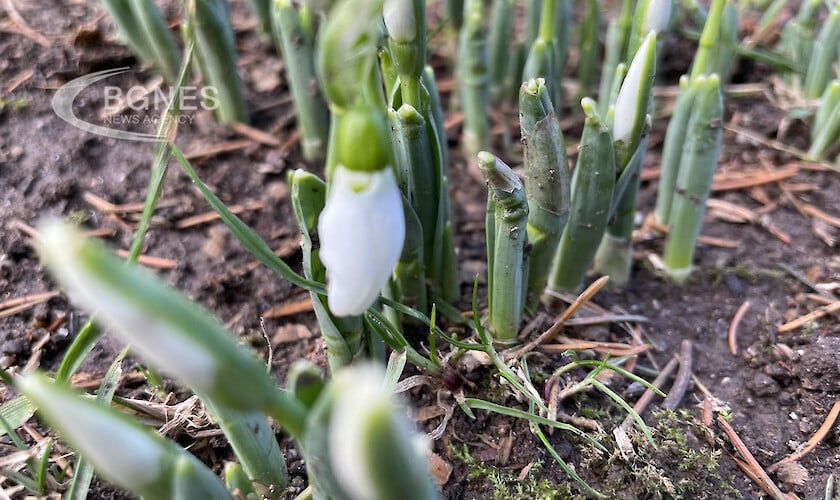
[613,32,655,143]
[328,365,388,500]
[37,221,217,392]
[383,0,417,43]
[319,166,405,316]
[18,375,166,491]
[644,0,672,34]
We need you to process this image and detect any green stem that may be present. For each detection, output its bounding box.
[188,0,249,123]
[690,0,726,80]
[478,152,529,340]
[520,79,569,307]
[576,0,600,98]
[203,400,287,499]
[655,75,699,225]
[804,8,840,99]
[458,0,490,155]
[547,99,615,293]
[662,76,723,283]
[271,0,330,161]
[130,0,182,84]
[809,80,840,159]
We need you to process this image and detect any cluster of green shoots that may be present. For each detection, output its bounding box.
[5,0,840,499]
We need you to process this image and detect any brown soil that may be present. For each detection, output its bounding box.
[1,2,838,500]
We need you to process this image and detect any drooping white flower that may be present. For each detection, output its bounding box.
[644,0,672,34]
[328,364,434,500]
[36,220,281,411]
[319,165,405,316]
[36,221,217,388]
[18,374,168,492]
[383,0,417,43]
[613,31,656,143]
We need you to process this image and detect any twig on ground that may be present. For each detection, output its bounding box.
[262,296,314,318]
[642,217,740,248]
[232,122,282,147]
[278,129,301,155]
[83,191,179,215]
[0,291,60,319]
[801,203,840,229]
[23,331,51,371]
[717,416,792,500]
[767,399,840,473]
[176,201,266,228]
[778,301,840,333]
[729,300,751,356]
[621,356,679,430]
[114,250,177,269]
[1,0,51,47]
[506,276,610,361]
[185,139,253,160]
[540,340,648,357]
[662,340,693,410]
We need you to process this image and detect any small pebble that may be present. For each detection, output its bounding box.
[747,372,781,397]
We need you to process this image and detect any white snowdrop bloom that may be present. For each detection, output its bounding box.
[36,221,218,392]
[327,364,435,500]
[613,31,656,143]
[384,0,417,43]
[644,0,672,34]
[18,374,167,492]
[319,165,405,316]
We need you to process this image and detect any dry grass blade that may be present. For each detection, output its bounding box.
[176,201,266,229]
[0,291,60,320]
[506,276,610,361]
[728,300,751,356]
[262,296,313,318]
[113,250,177,269]
[768,399,840,473]
[83,191,180,215]
[539,340,648,357]
[778,301,840,333]
[801,203,840,229]
[184,139,253,160]
[232,122,282,147]
[717,416,791,500]
[711,165,800,191]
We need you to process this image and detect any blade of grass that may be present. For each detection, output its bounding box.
[0,396,35,439]
[589,378,654,445]
[462,398,605,451]
[533,424,605,498]
[34,438,53,495]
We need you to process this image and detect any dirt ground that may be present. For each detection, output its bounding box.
[1,1,838,499]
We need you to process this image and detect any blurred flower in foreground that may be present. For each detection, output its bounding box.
[644,0,672,34]
[18,373,230,499]
[319,105,405,317]
[328,364,436,500]
[35,220,287,413]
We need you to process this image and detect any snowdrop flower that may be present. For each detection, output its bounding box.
[383,0,417,43]
[17,374,229,498]
[36,220,282,412]
[644,0,672,34]
[319,165,405,316]
[613,31,657,144]
[328,364,436,500]
[19,374,169,493]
